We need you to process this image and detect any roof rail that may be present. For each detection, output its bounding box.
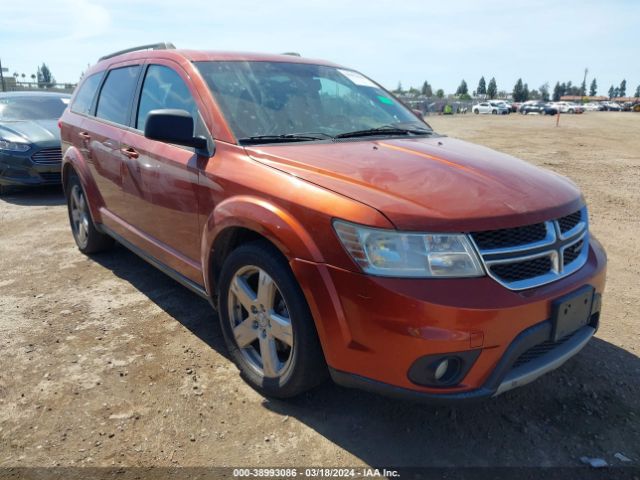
[98,42,176,61]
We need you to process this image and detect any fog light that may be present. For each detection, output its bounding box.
[434,359,449,380]
[408,350,481,388]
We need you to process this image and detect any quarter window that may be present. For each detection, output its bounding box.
[95,66,141,125]
[136,65,198,131]
[71,72,103,115]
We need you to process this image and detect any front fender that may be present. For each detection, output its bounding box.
[201,195,324,294]
[62,146,105,225]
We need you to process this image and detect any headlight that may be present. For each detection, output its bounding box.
[0,139,31,152]
[333,220,484,278]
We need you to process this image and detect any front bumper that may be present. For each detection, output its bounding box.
[291,237,607,402]
[0,147,62,186]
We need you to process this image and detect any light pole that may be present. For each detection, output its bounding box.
[0,58,6,92]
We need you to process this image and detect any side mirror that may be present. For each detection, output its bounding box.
[144,109,208,151]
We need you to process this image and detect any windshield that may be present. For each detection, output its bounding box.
[195,61,430,143]
[0,96,69,121]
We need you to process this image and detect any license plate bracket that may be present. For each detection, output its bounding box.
[551,286,594,342]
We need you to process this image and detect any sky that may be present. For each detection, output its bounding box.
[1,0,639,95]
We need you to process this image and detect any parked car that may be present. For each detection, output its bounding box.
[582,103,603,112]
[602,102,622,111]
[489,100,510,114]
[544,103,559,115]
[519,102,546,114]
[553,101,584,114]
[472,101,508,115]
[60,44,606,402]
[0,92,70,194]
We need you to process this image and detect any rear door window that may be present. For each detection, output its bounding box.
[95,65,141,125]
[71,72,104,115]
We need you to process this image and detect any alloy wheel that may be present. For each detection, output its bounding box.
[69,184,90,248]
[227,265,294,378]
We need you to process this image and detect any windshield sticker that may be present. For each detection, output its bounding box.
[377,95,394,105]
[338,69,378,88]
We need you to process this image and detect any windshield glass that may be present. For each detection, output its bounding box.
[0,96,69,120]
[195,61,430,142]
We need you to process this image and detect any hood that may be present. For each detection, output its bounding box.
[245,136,583,231]
[0,119,60,145]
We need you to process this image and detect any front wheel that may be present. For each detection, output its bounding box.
[66,172,114,254]
[218,241,327,398]
[492,110,497,115]
[473,109,479,114]
[568,109,574,114]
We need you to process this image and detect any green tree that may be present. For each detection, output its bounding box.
[512,78,525,102]
[487,77,497,99]
[477,76,486,96]
[580,80,587,96]
[523,83,530,102]
[552,82,562,101]
[394,81,403,93]
[540,82,550,101]
[435,88,444,98]
[589,78,597,96]
[635,84,640,98]
[421,81,433,97]
[37,63,55,88]
[619,79,626,97]
[608,85,614,98]
[456,79,468,96]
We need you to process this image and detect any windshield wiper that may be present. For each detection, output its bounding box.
[334,125,432,139]
[239,133,332,145]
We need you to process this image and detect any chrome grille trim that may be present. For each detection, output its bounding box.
[31,148,63,165]
[469,207,589,290]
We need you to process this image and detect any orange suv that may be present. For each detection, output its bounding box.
[59,43,606,401]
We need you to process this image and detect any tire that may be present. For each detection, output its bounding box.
[568,109,574,114]
[217,240,327,398]
[65,171,114,254]
[473,109,479,114]
[491,110,497,115]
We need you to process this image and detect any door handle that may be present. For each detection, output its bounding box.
[79,131,91,140]
[120,147,139,159]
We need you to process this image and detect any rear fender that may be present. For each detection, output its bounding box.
[62,146,105,225]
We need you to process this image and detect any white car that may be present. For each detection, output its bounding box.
[472,101,509,115]
[552,102,584,114]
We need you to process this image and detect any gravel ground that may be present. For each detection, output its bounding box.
[0,112,638,473]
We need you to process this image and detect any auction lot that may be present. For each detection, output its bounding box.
[0,112,638,468]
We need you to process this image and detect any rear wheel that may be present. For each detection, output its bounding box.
[473,109,479,114]
[66,172,114,254]
[492,110,497,115]
[218,241,327,398]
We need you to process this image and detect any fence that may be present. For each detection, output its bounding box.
[0,80,77,94]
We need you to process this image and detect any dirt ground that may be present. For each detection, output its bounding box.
[0,112,638,472]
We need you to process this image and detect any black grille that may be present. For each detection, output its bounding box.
[471,222,547,250]
[39,172,61,182]
[32,148,62,165]
[558,210,582,233]
[563,239,584,266]
[490,256,552,282]
[511,331,577,369]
